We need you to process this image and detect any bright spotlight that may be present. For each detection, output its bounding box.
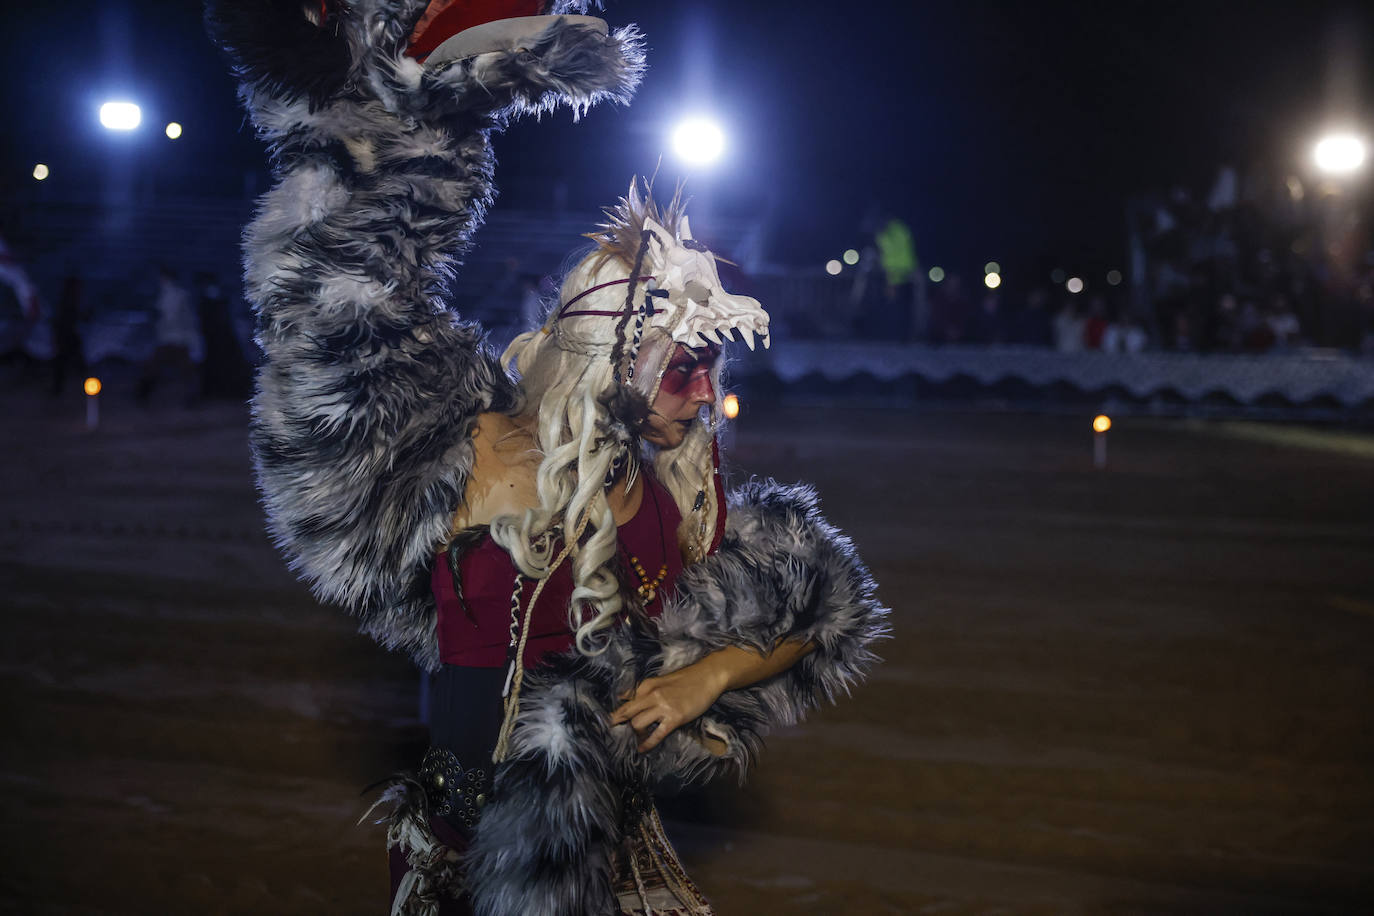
[722,393,741,419]
[99,101,142,131]
[1066,277,1084,294]
[984,272,1002,289]
[1313,133,1367,175]
[1106,269,1123,286]
[825,259,842,276]
[671,118,725,166]
[165,121,183,140]
[928,266,945,283]
[842,248,860,266]
[32,163,49,181]
[984,261,1001,275]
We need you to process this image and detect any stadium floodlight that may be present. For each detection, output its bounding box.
[33,163,50,181]
[825,259,842,276]
[99,101,142,131]
[1313,133,1367,175]
[165,121,183,140]
[984,272,1002,289]
[671,117,725,166]
[1067,276,1084,294]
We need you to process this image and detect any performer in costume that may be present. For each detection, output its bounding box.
[207,2,889,914]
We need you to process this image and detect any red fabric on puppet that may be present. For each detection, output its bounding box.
[406,0,548,60]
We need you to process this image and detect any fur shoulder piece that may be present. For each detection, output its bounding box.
[445,481,888,913]
[641,478,892,782]
[217,0,646,667]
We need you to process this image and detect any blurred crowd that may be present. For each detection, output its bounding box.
[0,240,253,405]
[1131,165,1373,354]
[795,165,1373,356]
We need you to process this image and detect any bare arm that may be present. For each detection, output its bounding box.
[610,639,815,752]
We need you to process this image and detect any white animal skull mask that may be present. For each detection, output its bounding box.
[640,215,771,351]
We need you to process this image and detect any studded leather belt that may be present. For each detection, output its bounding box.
[419,746,493,830]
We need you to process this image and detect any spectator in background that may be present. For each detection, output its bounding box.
[1212,293,1241,351]
[1266,294,1301,350]
[847,244,883,338]
[1082,296,1109,349]
[968,291,1005,344]
[195,271,252,400]
[1010,287,1054,347]
[50,273,87,396]
[1102,310,1149,354]
[137,266,203,406]
[0,236,41,375]
[0,236,39,324]
[1173,312,1195,352]
[1053,299,1084,352]
[874,216,918,340]
[1239,299,1272,352]
[929,273,969,344]
[0,238,42,379]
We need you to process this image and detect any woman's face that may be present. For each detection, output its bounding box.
[640,343,719,449]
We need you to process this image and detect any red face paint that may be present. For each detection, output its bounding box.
[657,343,720,398]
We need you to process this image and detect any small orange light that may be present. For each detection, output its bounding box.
[722,393,740,420]
[84,377,102,397]
[1093,414,1111,433]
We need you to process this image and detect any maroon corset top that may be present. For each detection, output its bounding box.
[432,472,685,669]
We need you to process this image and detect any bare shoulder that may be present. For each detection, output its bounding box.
[452,412,542,532]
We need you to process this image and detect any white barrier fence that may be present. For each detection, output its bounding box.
[752,343,1374,407]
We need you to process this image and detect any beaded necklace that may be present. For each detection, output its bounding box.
[625,477,669,606]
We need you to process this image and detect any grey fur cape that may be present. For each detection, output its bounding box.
[209,2,889,914]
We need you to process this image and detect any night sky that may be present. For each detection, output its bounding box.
[3,1,1370,280]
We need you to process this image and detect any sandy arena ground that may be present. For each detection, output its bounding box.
[2,386,1372,915]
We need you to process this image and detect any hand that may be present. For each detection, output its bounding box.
[610,662,728,753]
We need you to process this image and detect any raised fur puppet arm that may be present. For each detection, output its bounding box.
[207,0,644,667]
[462,479,890,915]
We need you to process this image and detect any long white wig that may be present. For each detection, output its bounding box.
[494,185,734,654]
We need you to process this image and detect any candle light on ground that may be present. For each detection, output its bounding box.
[85,377,102,430]
[1093,414,1111,468]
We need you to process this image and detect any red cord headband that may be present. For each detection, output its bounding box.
[556,276,656,320]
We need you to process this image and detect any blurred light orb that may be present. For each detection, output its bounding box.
[1093,414,1111,434]
[842,248,860,266]
[984,272,1002,289]
[722,393,740,419]
[1313,134,1367,175]
[84,377,102,397]
[984,261,1001,275]
[99,101,142,131]
[1051,268,1067,285]
[32,163,49,181]
[165,121,183,140]
[1066,276,1085,294]
[825,259,842,276]
[928,266,945,283]
[1106,269,1123,286]
[671,117,725,165]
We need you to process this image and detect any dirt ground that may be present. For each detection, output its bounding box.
[2,387,1372,915]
